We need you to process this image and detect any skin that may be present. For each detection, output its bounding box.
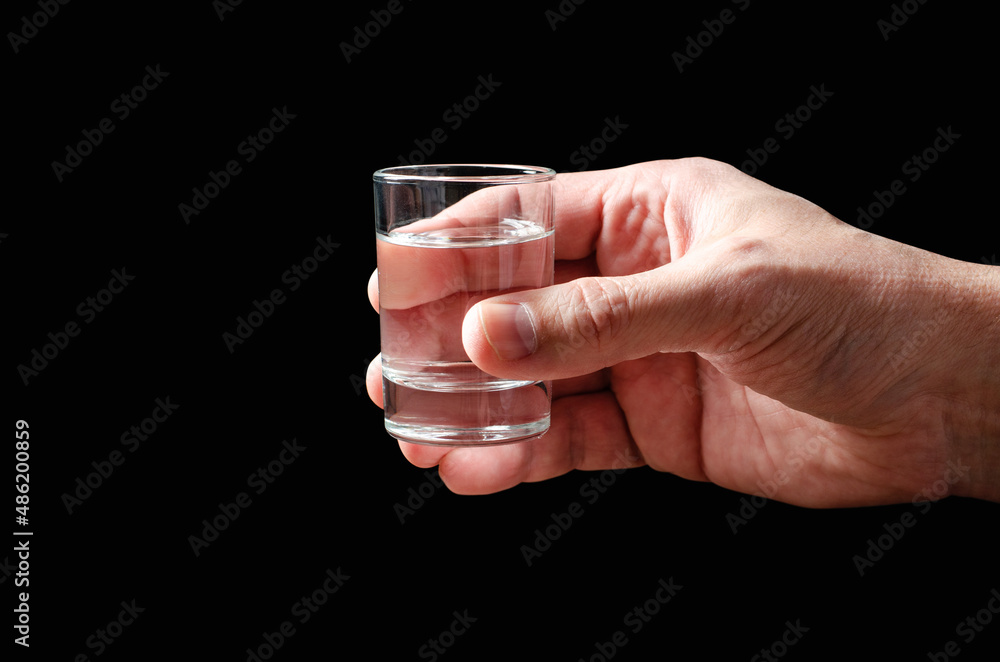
[366,158,1000,507]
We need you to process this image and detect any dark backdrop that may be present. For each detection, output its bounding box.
[7,1,998,660]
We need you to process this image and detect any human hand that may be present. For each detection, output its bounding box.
[367,158,1000,507]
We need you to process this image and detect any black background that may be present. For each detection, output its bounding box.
[6,1,999,660]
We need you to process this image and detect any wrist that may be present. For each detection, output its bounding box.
[932,259,1000,501]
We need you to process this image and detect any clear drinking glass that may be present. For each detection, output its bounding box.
[373,164,556,445]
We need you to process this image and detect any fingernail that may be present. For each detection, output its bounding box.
[479,302,536,361]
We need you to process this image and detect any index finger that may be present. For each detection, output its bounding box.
[547,162,680,264]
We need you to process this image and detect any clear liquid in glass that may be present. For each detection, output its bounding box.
[378,219,553,445]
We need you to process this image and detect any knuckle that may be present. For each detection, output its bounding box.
[719,237,780,295]
[708,236,796,353]
[559,277,630,353]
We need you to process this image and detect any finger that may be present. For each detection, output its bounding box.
[547,169,617,260]
[551,370,609,399]
[461,246,713,381]
[368,268,379,312]
[397,439,451,469]
[608,352,709,482]
[428,391,646,495]
[366,354,383,408]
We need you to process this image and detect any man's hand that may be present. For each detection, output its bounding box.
[367,158,1000,506]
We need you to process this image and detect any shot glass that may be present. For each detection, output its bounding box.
[373,164,556,445]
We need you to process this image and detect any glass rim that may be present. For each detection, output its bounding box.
[373,163,556,184]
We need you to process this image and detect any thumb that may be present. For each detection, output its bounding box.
[462,260,726,380]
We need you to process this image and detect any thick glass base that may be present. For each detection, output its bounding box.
[382,372,551,446]
[385,418,550,446]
